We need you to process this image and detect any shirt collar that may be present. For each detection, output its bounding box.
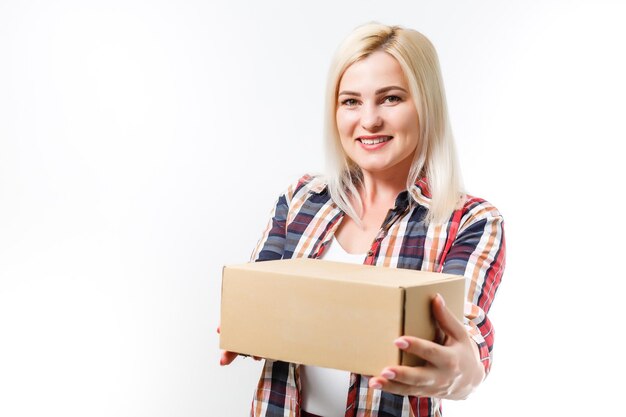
[312,176,432,209]
[308,177,328,194]
[408,177,432,209]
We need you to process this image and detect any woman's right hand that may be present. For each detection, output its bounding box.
[217,326,261,365]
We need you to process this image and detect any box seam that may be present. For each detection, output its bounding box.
[399,287,406,365]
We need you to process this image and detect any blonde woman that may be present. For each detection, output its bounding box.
[221,22,506,417]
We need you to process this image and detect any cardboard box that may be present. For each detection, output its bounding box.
[219,258,464,376]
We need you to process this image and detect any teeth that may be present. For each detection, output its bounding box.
[360,136,391,145]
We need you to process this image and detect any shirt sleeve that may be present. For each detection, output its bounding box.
[440,198,506,376]
[248,177,312,416]
[249,191,290,262]
[249,175,313,262]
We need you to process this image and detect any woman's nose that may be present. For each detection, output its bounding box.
[360,104,383,131]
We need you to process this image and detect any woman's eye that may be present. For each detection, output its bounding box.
[341,98,358,106]
[383,95,402,104]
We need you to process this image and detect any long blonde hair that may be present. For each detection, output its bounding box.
[324,22,464,224]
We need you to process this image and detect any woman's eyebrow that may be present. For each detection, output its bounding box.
[338,86,408,96]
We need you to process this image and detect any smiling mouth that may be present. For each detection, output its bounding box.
[357,136,393,145]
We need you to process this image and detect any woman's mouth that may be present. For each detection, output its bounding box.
[357,136,393,150]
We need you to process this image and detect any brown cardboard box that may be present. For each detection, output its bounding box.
[219,258,464,376]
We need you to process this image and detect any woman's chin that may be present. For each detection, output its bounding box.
[355,160,407,177]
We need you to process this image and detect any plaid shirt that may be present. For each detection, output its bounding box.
[248,174,506,417]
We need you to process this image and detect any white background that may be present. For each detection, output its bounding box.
[1,1,625,416]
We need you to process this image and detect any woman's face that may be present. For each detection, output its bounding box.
[336,51,420,179]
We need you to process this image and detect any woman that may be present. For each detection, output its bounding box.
[221,22,505,417]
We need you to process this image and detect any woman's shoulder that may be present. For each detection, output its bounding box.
[457,193,504,230]
[281,173,328,202]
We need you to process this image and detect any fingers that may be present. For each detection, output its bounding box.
[220,351,262,365]
[394,336,453,370]
[370,374,455,398]
[431,294,466,342]
[218,326,235,365]
[389,294,467,368]
[368,296,478,399]
[369,377,433,397]
[369,366,438,393]
[220,350,239,366]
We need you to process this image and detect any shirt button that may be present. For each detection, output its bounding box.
[367,250,374,256]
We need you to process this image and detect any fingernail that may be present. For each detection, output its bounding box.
[381,370,396,380]
[394,338,409,349]
[370,381,382,389]
[437,293,445,307]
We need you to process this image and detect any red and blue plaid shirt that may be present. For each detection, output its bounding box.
[248,174,506,417]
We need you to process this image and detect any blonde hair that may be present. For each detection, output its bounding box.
[324,22,464,224]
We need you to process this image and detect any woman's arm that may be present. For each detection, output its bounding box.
[441,199,506,376]
[369,199,506,398]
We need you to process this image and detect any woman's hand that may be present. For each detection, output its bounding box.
[368,294,485,400]
[217,326,261,365]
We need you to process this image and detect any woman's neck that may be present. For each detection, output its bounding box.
[359,169,408,209]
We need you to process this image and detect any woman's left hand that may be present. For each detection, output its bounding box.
[368,294,485,400]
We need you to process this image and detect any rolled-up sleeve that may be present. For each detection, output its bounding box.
[250,192,290,262]
[250,175,316,262]
[441,199,506,376]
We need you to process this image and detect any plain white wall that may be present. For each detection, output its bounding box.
[1,1,624,416]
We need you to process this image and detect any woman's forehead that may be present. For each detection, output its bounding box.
[338,51,408,92]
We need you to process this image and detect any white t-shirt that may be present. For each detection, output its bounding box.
[301,238,365,417]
